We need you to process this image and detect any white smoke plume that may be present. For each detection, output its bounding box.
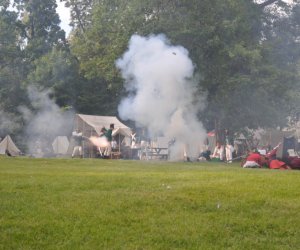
[116,34,206,160]
[20,86,74,157]
[0,110,21,136]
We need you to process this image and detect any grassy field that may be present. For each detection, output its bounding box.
[1,157,300,249]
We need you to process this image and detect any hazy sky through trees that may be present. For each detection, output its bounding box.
[55,0,295,37]
[56,0,71,36]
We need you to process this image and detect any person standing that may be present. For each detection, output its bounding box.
[104,123,114,158]
[225,129,234,163]
[71,129,83,158]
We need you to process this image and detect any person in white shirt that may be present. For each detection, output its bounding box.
[212,141,224,161]
[71,129,83,158]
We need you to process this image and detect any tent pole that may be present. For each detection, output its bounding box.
[214,119,218,144]
[76,115,79,130]
[90,127,92,158]
[82,119,85,158]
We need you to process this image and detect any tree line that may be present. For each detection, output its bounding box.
[0,0,299,141]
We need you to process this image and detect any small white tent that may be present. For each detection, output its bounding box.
[0,135,21,156]
[52,136,69,155]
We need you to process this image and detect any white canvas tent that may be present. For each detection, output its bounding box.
[69,114,132,157]
[52,136,69,155]
[0,135,21,156]
[74,114,132,137]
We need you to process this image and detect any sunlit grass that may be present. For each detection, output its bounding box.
[1,157,300,249]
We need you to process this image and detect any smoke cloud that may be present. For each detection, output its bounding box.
[0,110,22,137]
[20,86,74,157]
[116,34,206,160]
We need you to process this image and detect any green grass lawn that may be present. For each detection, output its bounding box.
[1,156,300,250]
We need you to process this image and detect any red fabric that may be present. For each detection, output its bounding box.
[288,157,300,169]
[266,148,277,159]
[269,159,290,170]
[246,152,263,166]
[207,130,215,137]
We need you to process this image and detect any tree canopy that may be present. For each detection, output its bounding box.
[0,0,299,141]
[67,0,300,132]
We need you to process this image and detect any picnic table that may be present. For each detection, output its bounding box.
[139,146,169,160]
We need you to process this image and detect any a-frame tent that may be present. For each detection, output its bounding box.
[0,135,21,156]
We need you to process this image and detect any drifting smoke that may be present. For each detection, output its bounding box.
[0,110,21,136]
[19,86,74,157]
[89,136,109,148]
[116,34,206,160]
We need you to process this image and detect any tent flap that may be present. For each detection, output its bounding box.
[0,135,21,156]
[76,114,132,137]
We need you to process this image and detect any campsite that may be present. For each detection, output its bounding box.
[1,1,300,249]
[1,157,300,249]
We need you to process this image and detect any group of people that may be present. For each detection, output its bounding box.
[208,129,235,163]
[242,144,300,170]
[71,123,115,158]
[200,137,300,170]
[210,141,234,162]
[242,145,290,169]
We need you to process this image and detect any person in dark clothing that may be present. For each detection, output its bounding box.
[104,123,114,158]
[198,149,211,161]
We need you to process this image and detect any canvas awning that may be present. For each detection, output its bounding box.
[75,114,132,137]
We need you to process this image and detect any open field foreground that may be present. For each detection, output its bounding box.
[1,157,300,249]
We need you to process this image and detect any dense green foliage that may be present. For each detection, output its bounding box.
[1,157,300,249]
[0,0,299,138]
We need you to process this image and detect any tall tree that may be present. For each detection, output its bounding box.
[60,0,93,34]
[0,6,27,111]
[67,0,300,131]
[25,46,116,115]
[0,0,70,137]
[260,2,300,126]
[26,48,79,107]
[13,0,66,60]
[0,6,28,135]
[130,0,299,133]
[68,0,135,114]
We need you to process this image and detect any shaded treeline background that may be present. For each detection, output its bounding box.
[0,0,299,151]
